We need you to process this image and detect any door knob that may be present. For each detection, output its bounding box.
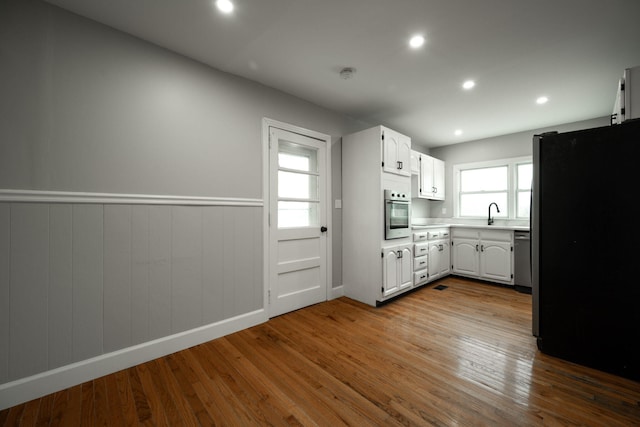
[321,226,328,232]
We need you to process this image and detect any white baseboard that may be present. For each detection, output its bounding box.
[330,285,344,300]
[0,309,267,410]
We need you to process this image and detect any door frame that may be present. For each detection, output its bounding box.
[262,118,332,318]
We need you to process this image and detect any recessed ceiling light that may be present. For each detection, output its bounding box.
[409,35,425,49]
[454,129,463,136]
[462,80,475,90]
[536,96,549,105]
[215,0,234,14]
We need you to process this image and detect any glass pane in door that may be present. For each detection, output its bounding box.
[278,141,320,228]
[278,171,318,199]
[278,141,318,172]
[278,201,319,227]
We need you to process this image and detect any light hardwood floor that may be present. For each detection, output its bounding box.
[2,276,639,426]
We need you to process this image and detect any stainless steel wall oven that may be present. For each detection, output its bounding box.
[384,189,410,239]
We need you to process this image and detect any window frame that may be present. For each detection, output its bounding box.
[452,156,532,220]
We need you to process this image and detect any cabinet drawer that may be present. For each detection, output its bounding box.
[413,232,429,242]
[414,255,428,271]
[414,270,429,285]
[427,230,441,239]
[414,242,429,257]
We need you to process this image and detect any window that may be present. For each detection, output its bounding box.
[454,157,532,220]
[516,163,532,218]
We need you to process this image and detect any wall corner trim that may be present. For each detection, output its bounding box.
[330,285,344,300]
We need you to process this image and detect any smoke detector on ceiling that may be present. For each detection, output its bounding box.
[339,67,356,79]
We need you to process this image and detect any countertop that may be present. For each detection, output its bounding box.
[412,223,530,232]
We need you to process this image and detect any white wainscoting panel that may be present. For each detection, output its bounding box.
[0,194,264,409]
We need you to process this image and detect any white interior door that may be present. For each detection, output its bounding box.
[269,126,328,317]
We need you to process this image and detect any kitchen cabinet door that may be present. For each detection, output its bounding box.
[383,249,400,297]
[398,246,413,289]
[382,245,412,297]
[452,238,480,276]
[382,129,411,177]
[429,239,450,281]
[432,157,445,200]
[420,155,435,198]
[440,239,451,276]
[428,242,442,281]
[417,154,445,200]
[480,240,512,282]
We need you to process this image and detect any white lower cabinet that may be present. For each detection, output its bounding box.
[451,228,513,285]
[451,238,479,276]
[413,255,428,285]
[413,227,450,286]
[382,244,413,298]
[428,238,451,281]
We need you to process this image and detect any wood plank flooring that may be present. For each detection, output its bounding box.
[2,276,640,426]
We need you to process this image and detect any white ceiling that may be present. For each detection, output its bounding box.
[45,0,640,147]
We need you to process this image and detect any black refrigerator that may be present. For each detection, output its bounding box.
[532,119,640,382]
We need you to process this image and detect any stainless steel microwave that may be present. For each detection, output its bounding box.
[384,189,410,239]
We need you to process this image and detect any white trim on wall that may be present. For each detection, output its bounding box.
[0,308,266,410]
[0,189,263,206]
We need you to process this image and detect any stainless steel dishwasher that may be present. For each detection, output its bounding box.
[514,230,531,293]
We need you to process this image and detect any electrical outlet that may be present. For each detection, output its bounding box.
[441,207,447,214]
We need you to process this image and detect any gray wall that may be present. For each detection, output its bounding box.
[413,117,610,218]
[0,0,365,198]
[0,0,365,386]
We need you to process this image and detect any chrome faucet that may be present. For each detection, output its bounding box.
[488,202,500,225]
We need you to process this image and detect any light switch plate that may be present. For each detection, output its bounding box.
[335,199,342,209]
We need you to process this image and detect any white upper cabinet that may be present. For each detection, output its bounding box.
[432,157,445,199]
[382,128,411,177]
[412,153,445,200]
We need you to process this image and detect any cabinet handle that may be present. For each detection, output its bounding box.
[475,244,479,252]
[396,250,403,258]
[481,245,484,252]
[439,244,443,251]
[397,161,403,169]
